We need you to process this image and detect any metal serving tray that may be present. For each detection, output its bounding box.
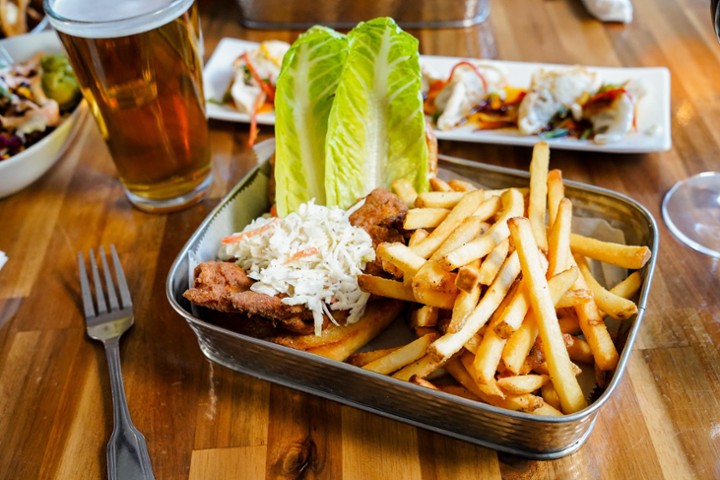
[166,139,658,459]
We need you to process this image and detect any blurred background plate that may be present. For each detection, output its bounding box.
[0,31,86,199]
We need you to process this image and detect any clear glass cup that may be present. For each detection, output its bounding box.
[661,0,720,257]
[45,0,212,213]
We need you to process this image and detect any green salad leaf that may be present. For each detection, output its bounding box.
[274,26,349,216]
[325,17,429,209]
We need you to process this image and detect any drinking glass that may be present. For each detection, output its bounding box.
[661,0,720,257]
[45,0,212,213]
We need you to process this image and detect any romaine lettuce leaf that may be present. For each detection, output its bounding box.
[325,17,429,209]
[274,26,348,216]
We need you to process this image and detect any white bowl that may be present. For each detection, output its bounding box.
[0,31,86,199]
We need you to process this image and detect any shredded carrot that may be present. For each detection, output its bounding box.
[221,218,280,244]
[247,92,264,147]
[242,52,275,102]
[284,248,319,264]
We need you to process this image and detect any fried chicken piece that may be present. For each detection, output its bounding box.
[183,261,315,334]
[350,188,408,277]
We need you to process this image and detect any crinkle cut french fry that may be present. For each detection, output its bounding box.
[376,242,426,281]
[570,233,652,270]
[363,333,439,375]
[358,274,416,303]
[404,207,449,230]
[609,271,643,299]
[448,179,477,192]
[411,190,486,259]
[575,254,639,320]
[477,239,510,285]
[430,177,453,192]
[508,217,587,414]
[392,178,418,208]
[528,141,550,253]
[415,191,465,208]
[431,252,521,361]
[547,169,564,228]
[497,374,549,395]
[547,197,573,277]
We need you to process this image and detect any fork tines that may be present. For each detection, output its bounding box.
[78,245,132,318]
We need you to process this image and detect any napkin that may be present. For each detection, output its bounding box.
[0,251,6,271]
[581,0,633,23]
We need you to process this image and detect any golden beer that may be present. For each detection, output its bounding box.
[46,0,211,212]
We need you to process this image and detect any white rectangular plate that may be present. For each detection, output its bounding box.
[204,37,671,153]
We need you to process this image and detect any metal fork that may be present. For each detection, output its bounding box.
[78,245,155,480]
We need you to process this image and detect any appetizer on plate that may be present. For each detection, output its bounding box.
[0,52,81,161]
[423,63,645,145]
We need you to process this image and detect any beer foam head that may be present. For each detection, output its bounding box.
[46,0,193,38]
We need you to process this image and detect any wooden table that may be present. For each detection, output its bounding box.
[2,0,719,478]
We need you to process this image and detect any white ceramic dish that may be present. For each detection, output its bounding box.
[0,31,86,199]
[204,38,671,154]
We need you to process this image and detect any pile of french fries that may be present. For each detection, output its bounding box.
[354,142,651,416]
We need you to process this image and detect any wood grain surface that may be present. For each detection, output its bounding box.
[2,0,720,478]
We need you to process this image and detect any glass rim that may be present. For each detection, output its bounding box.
[44,0,193,38]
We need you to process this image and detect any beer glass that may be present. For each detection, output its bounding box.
[661,0,720,257]
[45,0,212,213]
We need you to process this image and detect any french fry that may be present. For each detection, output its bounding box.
[273,299,404,361]
[448,179,477,192]
[437,384,480,401]
[412,260,459,309]
[528,141,550,252]
[570,233,652,270]
[439,189,524,271]
[508,217,587,414]
[410,305,439,328]
[411,190,486,259]
[558,310,581,334]
[404,208,449,230]
[448,280,482,333]
[540,382,562,411]
[477,239,510,285]
[455,262,481,294]
[555,288,592,309]
[363,333,439,375]
[532,403,563,416]
[547,197,573,277]
[575,254,639,320]
[358,274,416,303]
[431,252,521,361]
[347,346,402,367]
[408,229,429,247]
[502,314,538,375]
[472,195,502,222]
[429,177,453,192]
[547,169,564,228]
[376,242,426,281]
[497,374,549,395]
[564,334,594,364]
[392,178,418,207]
[415,191,465,208]
[431,215,489,262]
[410,375,441,390]
[609,271,643,299]
[392,353,444,381]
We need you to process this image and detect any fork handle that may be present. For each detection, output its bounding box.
[104,338,155,480]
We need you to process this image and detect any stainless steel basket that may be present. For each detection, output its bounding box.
[235,0,490,29]
[166,139,658,459]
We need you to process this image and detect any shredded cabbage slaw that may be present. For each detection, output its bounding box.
[218,200,375,335]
